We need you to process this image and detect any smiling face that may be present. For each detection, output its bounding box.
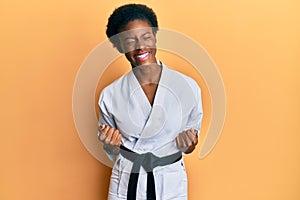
[119,20,157,67]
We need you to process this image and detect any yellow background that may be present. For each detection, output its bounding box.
[1,0,299,199]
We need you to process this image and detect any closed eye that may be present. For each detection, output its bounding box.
[124,39,136,46]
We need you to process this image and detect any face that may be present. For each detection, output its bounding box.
[118,20,157,67]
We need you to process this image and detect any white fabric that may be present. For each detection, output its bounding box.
[98,61,203,200]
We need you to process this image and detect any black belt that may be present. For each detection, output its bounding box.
[120,145,182,200]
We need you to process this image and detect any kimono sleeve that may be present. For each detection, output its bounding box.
[98,89,116,131]
[186,83,203,135]
[98,89,118,161]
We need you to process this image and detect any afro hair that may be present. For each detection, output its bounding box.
[106,4,159,53]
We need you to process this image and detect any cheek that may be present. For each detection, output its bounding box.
[149,37,157,48]
[120,44,129,54]
[124,52,135,63]
[151,48,157,56]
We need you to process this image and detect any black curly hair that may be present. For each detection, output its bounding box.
[106,4,159,53]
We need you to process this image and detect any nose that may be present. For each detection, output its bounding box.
[135,39,146,50]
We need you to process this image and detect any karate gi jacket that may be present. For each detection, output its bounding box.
[98,61,203,200]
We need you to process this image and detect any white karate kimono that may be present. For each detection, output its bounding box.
[98,61,203,200]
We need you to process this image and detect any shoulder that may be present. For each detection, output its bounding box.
[162,62,201,93]
[178,71,200,91]
[99,72,129,101]
[101,71,130,93]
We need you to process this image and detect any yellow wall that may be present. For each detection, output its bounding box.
[1,0,299,199]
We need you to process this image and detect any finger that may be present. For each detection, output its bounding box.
[191,129,199,142]
[178,132,187,148]
[179,133,190,152]
[186,128,197,136]
[116,134,122,147]
[191,129,199,137]
[99,125,110,141]
[99,124,106,131]
[182,131,193,147]
[176,135,181,148]
[110,130,120,145]
[187,129,198,145]
[98,125,107,135]
[105,127,115,144]
[99,129,107,141]
[103,125,111,133]
[188,132,198,145]
[186,130,196,142]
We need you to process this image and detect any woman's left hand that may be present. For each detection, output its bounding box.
[176,128,198,154]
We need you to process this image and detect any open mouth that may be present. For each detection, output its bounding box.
[135,52,150,61]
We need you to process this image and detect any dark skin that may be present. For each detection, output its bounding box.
[141,83,157,105]
[99,19,198,154]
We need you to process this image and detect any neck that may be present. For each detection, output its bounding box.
[133,62,162,85]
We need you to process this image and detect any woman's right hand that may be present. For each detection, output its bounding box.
[98,125,122,147]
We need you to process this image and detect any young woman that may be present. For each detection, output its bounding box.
[98,4,203,200]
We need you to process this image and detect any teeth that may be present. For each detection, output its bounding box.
[137,52,149,58]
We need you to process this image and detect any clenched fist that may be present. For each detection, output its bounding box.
[98,125,122,154]
[176,128,198,154]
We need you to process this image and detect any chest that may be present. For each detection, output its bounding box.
[141,83,158,106]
